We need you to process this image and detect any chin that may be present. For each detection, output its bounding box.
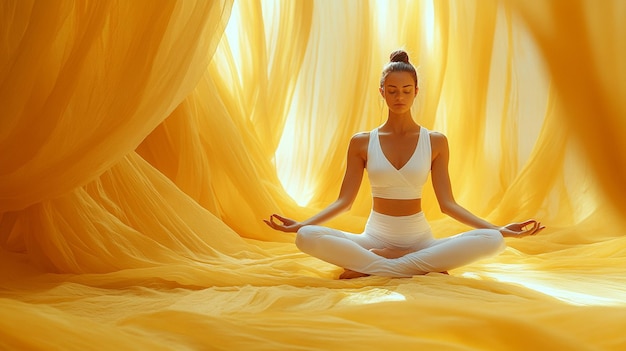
[390,107,410,114]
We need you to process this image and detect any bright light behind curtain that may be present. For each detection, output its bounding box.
[1,1,626,350]
[243,0,608,229]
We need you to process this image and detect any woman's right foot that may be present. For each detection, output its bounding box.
[339,248,412,279]
[339,269,369,279]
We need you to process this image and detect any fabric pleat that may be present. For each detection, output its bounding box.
[1,0,626,350]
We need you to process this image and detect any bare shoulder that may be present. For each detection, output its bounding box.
[349,131,370,148]
[428,131,449,157]
[351,131,370,141]
[429,130,448,146]
[348,131,370,157]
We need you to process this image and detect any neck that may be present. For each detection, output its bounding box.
[382,111,419,133]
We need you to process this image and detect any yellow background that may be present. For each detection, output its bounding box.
[1,1,625,350]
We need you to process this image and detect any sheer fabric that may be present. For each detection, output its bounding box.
[1,0,626,350]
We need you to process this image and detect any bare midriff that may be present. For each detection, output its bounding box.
[372,197,422,216]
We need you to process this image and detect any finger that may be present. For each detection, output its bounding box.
[525,223,545,236]
[263,219,275,229]
[272,214,286,220]
[271,214,288,224]
[270,216,285,227]
[530,222,542,234]
[266,219,288,232]
[519,224,538,236]
[520,220,538,230]
[270,214,284,225]
[519,229,533,237]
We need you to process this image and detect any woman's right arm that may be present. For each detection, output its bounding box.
[265,132,368,232]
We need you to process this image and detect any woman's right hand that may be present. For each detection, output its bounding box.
[499,220,545,238]
[263,214,302,233]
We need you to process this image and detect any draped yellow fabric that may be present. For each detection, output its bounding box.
[1,0,626,350]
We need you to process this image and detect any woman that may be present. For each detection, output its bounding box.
[265,50,544,278]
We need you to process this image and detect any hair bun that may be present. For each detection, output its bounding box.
[389,50,410,63]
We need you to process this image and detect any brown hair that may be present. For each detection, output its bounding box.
[379,50,418,88]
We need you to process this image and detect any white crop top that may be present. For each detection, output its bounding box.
[366,126,431,200]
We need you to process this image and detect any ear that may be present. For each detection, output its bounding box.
[414,86,419,97]
[379,87,384,97]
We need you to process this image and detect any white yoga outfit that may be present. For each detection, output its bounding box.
[295,127,505,277]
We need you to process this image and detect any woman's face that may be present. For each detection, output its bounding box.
[380,71,418,114]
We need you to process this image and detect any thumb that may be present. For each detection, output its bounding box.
[520,220,538,230]
[271,214,285,221]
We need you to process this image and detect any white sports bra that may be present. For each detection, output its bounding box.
[366,126,431,200]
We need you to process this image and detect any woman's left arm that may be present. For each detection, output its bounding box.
[429,132,544,237]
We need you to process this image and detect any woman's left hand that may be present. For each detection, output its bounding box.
[499,220,545,238]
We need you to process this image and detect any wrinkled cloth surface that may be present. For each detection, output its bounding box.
[1,1,626,350]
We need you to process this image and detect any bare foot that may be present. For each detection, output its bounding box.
[339,248,410,279]
[339,269,369,279]
[339,248,450,279]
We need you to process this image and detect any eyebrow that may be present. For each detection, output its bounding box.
[386,85,414,88]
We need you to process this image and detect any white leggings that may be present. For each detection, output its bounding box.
[295,211,506,277]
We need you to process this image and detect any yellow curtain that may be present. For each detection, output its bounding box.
[1,0,626,350]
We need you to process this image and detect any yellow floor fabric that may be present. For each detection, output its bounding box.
[2,1,626,350]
